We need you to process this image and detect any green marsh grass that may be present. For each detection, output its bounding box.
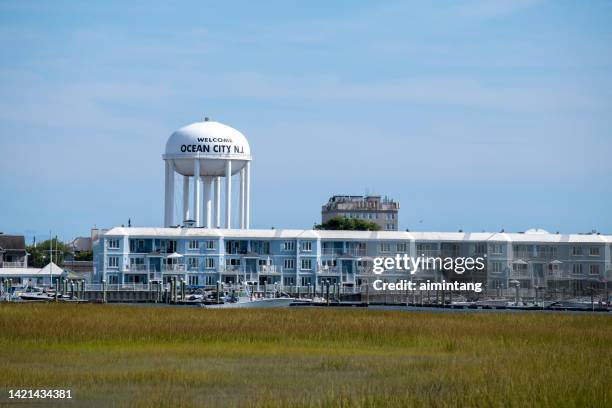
[0,304,610,407]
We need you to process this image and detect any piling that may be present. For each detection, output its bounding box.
[55,279,59,302]
[216,281,221,304]
[102,279,107,303]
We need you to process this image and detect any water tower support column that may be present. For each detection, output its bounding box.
[214,177,221,228]
[239,168,245,229]
[164,160,175,227]
[204,177,213,228]
[245,161,251,229]
[193,159,201,227]
[182,176,190,223]
[225,160,232,228]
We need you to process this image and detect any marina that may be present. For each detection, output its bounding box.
[2,279,609,312]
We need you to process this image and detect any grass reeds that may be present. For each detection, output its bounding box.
[0,304,610,407]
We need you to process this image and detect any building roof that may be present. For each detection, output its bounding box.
[69,237,92,252]
[0,262,63,277]
[0,234,26,252]
[103,227,612,244]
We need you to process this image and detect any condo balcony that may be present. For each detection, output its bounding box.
[321,248,367,257]
[0,261,27,268]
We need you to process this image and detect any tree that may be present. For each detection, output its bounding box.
[315,216,380,231]
[26,238,71,268]
[74,250,93,261]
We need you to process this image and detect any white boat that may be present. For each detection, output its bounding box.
[203,296,296,308]
[202,283,296,308]
[14,286,53,301]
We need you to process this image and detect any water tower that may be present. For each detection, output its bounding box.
[162,118,252,229]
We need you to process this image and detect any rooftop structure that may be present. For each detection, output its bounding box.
[322,195,400,231]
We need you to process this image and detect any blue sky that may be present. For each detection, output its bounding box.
[0,0,611,243]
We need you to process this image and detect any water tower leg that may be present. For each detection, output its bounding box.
[214,177,221,228]
[164,160,175,227]
[225,160,232,228]
[182,176,190,223]
[239,168,245,229]
[245,161,251,229]
[193,159,201,227]
[204,177,213,228]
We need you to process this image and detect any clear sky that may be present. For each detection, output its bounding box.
[1,0,611,243]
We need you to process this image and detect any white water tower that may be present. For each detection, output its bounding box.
[162,118,252,229]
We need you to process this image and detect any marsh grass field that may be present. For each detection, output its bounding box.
[0,304,610,407]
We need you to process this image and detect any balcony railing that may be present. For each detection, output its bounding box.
[321,248,366,257]
[317,267,340,275]
[162,264,186,273]
[1,261,27,268]
[125,264,147,271]
[257,265,279,274]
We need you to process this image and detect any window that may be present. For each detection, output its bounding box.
[301,259,312,270]
[107,256,119,268]
[283,241,295,251]
[188,240,199,250]
[321,259,336,269]
[162,240,177,253]
[225,258,240,267]
[283,277,295,286]
[589,264,600,275]
[589,247,600,257]
[129,257,144,265]
[129,257,144,270]
[108,239,120,249]
[302,241,312,252]
[490,244,503,255]
[187,257,198,269]
[188,275,198,286]
[572,264,583,275]
[129,239,146,252]
[380,243,391,253]
[356,260,370,268]
[547,263,559,275]
[491,262,502,273]
[474,243,486,254]
[205,258,215,269]
[206,240,215,250]
[396,243,407,253]
[283,259,295,270]
[537,245,558,258]
[571,246,583,256]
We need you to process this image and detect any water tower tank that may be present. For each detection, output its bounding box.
[164,120,251,176]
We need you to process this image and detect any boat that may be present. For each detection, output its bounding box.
[202,284,295,308]
[203,296,296,308]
